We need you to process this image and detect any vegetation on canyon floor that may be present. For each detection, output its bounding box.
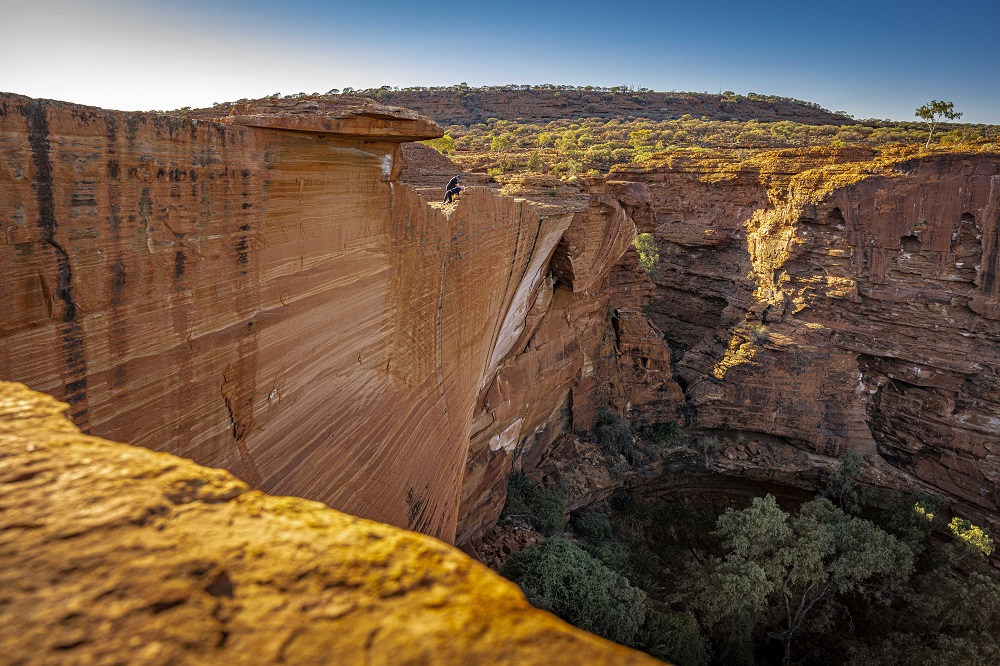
[500,439,998,665]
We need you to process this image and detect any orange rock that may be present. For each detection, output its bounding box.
[0,381,660,665]
[0,94,584,543]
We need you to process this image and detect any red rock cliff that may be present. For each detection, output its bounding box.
[0,94,587,542]
[611,147,1000,533]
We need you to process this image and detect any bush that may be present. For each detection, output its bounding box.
[639,610,711,666]
[633,233,660,280]
[639,420,680,450]
[500,471,566,536]
[502,537,646,646]
[748,324,770,345]
[571,510,615,544]
[595,411,635,460]
[570,510,629,570]
[526,150,543,172]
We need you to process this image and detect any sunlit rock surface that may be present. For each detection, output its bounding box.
[0,93,589,542]
[0,381,659,665]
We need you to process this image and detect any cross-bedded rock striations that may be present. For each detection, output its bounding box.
[0,93,585,542]
[0,381,659,665]
[610,146,1000,533]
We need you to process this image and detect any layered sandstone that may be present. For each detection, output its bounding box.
[0,381,658,665]
[452,177,683,544]
[0,93,577,542]
[610,146,1000,533]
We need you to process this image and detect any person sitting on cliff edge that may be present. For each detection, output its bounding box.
[443,174,464,205]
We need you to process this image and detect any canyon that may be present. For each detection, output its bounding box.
[1,90,999,659]
[609,148,1000,537]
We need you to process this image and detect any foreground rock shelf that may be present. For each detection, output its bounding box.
[0,381,658,665]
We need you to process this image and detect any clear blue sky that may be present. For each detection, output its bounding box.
[3,0,998,123]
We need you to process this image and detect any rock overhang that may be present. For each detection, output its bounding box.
[181,94,443,141]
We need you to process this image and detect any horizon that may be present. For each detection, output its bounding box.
[2,0,999,124]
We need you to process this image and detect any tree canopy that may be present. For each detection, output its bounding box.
[915,100,962,147]
[684,495,913,665]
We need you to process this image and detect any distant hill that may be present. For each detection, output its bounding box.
[352,85,857,126]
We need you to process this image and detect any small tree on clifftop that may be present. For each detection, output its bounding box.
[915,100,962,148]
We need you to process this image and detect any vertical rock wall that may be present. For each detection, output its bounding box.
[0,94,570,542]
[612,149,1000,533]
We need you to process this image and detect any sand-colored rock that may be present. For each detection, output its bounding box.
[453,178,683,544]
[0,381,660,665]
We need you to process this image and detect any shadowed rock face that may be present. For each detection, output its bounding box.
[0,381,659,665]
[610,148,1000,534]
[0,93,590,542]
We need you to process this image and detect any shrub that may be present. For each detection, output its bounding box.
[748,324,770,345]
[526,150,543,172]
[500,471,565,536]
[633,233,660,280]
[503,537,646,646]
[595,411,635,460]
[609,492,651,531]
[639,610,711,666]
[640,420,680,450]
[949,517,995,557]
[571,509,615,544]
[422,134,455,154]
[570,510,629,570]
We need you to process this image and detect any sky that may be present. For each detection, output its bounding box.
[2,0,998,123]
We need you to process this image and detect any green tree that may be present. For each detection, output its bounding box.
[685,495,913,666]
[503,537,646,646]
[849,565,1000,665]
[915,100,962,148]
[526,150,543,172]
[633,233,660,281]
[490,134,512,153]
[820,449,872,514]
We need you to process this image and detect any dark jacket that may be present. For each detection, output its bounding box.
[446,176,461,191]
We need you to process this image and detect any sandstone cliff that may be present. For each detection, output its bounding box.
[4,89,996,559]
[609,146,1000,534]
[0,381,659,665]
[0,93,588,542]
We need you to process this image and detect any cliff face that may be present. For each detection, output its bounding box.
[610,147,1000,532]
[0,381,658,665]
[0,93,582,542]
[4,90,996,553]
